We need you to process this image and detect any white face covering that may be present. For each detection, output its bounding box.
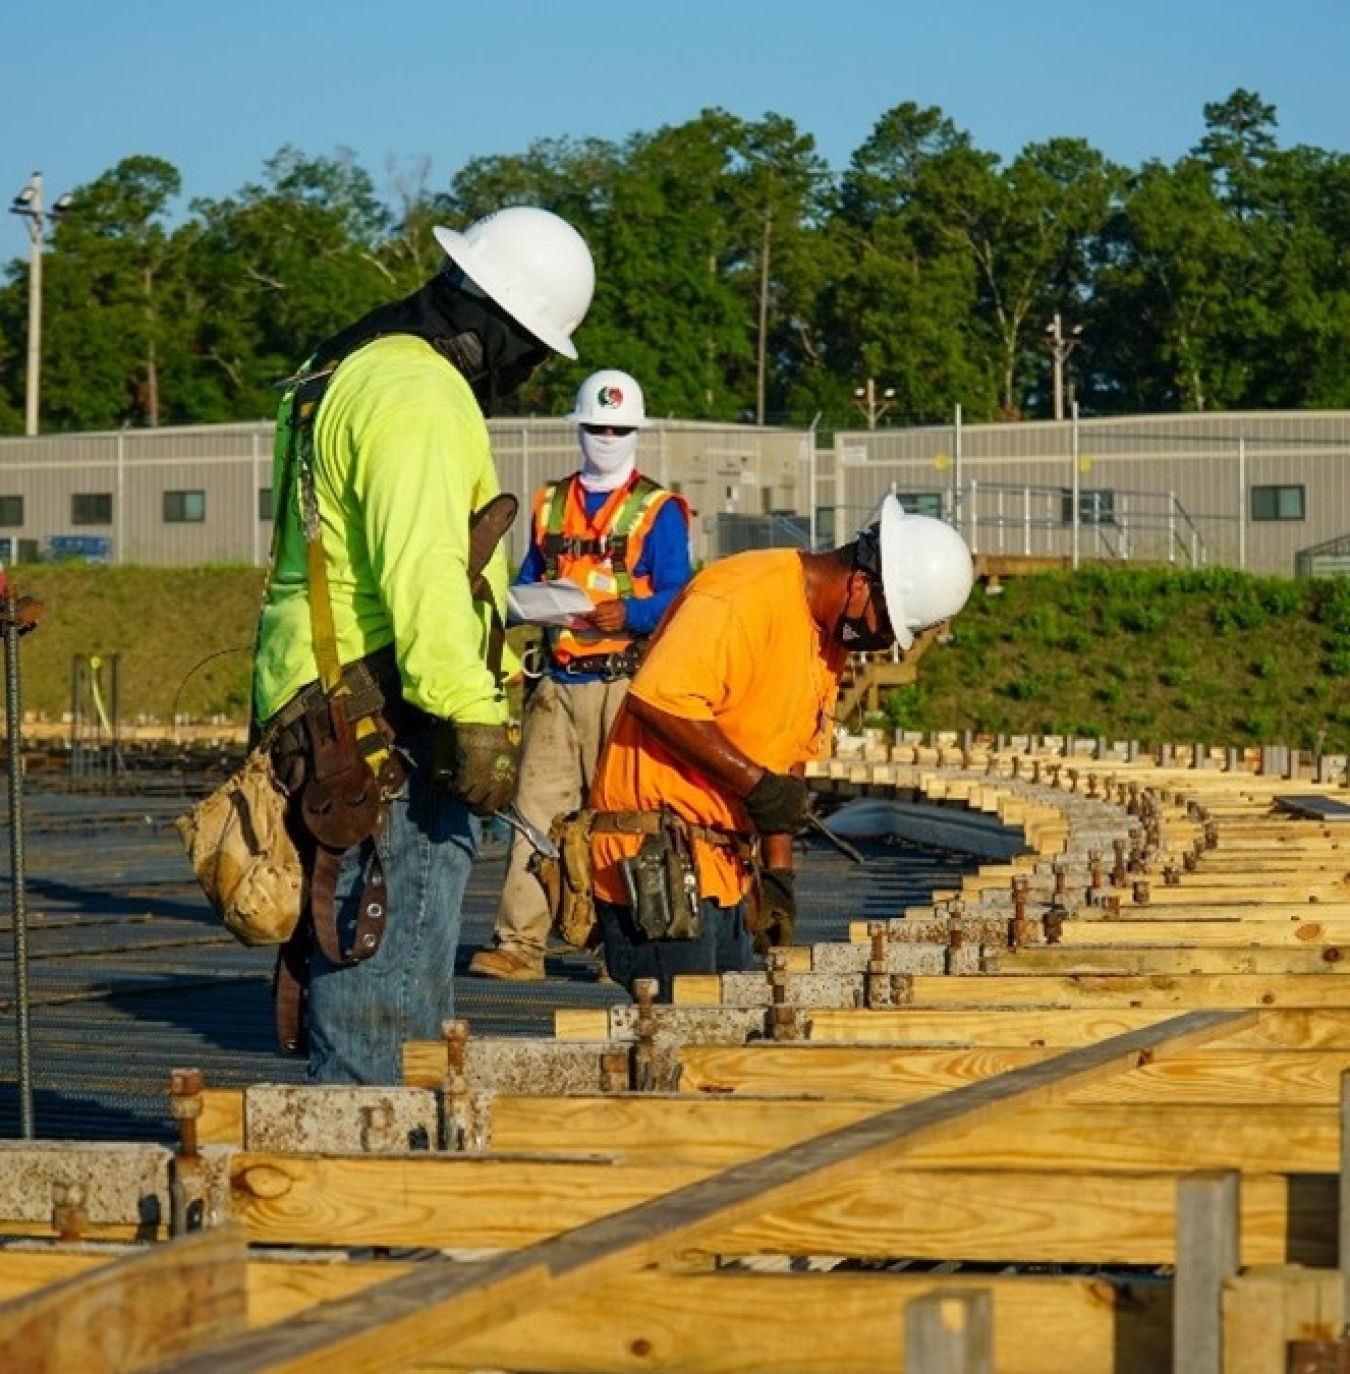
[578,429,639,492]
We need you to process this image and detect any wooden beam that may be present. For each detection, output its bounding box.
[806,1006,1350,1048]
[997,947,1349,976]
[0,1253,1176,1373]
[483,1094,1340,1176]
[675,1043,1350,1107]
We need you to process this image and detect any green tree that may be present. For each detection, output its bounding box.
[820,103,998,425]
[1093,156,1240,411]
[579,112,760,422]
[976,139,1123,417]
[39,156,195,431]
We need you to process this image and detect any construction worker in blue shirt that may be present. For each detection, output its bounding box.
[469,369,692,980]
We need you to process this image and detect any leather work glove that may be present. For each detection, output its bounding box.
[432,722,519,817]
[750,867,797,956]
[743,770,812,835]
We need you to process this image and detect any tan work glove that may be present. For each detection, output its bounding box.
[432,722,519,816]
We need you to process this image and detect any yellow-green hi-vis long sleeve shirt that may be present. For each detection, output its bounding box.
[253,334,512,728]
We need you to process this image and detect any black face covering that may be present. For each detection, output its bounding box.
[303,268,549,414]
[833,576,895,653]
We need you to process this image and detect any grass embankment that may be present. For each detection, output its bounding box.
[4,563,1349,753]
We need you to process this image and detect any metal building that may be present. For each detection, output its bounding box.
[0,419,808,571]
[0,409,1346,576]
[824,410,1350,576]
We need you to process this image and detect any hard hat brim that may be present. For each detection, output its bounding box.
[877,495,915,650]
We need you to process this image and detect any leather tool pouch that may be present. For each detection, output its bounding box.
[531,808,599,950]
[300,694,383,849]
[619,811,702,942]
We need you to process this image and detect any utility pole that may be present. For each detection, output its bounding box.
[852,377,896,430]
[10,171,73,437]
[1045,313,1083,422]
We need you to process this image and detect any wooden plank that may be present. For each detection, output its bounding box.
[675,1043,1350,1107]
[0,1251,1175,1372]
[0,1224,248,1373]
[162,1012,1246,1371]
[245,1261,1168,1374]
[806,1006,1350,1048]
[870,973,1350,1009]
[1222,1266,1343,1374]
[996,947,1349,975]
[807,1006,1188,1046]
[225,1152,1325,1268]
[484,1095,1340,1175]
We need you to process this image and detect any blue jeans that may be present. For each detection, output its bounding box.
[304,715,477,1085]
[596,894,753,1004]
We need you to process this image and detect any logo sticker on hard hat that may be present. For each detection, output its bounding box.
[597,386,625,410]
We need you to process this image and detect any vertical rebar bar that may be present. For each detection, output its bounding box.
[4,591,34,1136]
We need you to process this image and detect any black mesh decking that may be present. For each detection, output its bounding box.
[0,768,993,1144]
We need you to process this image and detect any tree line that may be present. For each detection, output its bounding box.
[2,88,1347,437]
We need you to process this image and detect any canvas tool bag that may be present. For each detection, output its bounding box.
[174,741,303,946]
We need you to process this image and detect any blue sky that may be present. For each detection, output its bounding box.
[3,0,1347,232]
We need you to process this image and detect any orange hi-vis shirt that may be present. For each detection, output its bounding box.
[589,549,847,907]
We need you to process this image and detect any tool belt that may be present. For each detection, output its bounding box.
[267,645,416,1055]
[591,810,753,859]
[269,644,400,737]
[554,646,644,681]
[531,809,753,952]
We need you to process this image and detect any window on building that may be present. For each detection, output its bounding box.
[164,490,206,523]
[71,493,113,525]
[0,495,23,527]
[258,486,273,521]
[894,491,945,518]
[1060,488,1116,525]
[1250,484,1305,521]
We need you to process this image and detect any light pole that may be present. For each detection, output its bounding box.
[10,171,73,436]
[1044,313,1083,422]
[852,377,896,430]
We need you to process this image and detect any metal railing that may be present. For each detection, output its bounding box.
[960,481,1207,568]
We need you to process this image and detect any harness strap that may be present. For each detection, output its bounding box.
[541,474,665,597]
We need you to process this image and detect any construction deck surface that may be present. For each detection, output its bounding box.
[0,768,984,1143]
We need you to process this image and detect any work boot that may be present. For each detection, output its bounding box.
[467,946,546,981]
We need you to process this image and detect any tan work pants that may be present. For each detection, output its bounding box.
[492,674,630,956]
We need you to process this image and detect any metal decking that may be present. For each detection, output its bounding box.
[0,776,989,1144]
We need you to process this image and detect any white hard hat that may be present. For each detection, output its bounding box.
[864,495,974,650]
[565,368,649,428]
[432,206,595,359]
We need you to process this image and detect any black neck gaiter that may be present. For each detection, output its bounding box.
[304,271,548,413]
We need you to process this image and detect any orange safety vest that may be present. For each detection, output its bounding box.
[535,473,674,664]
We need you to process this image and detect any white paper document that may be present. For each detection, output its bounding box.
[507,578,594,627]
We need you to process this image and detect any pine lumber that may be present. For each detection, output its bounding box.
[159,1012,1244,1372]
[0,1224,248,1373]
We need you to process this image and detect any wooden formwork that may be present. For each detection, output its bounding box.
[3,739,1350,1372]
